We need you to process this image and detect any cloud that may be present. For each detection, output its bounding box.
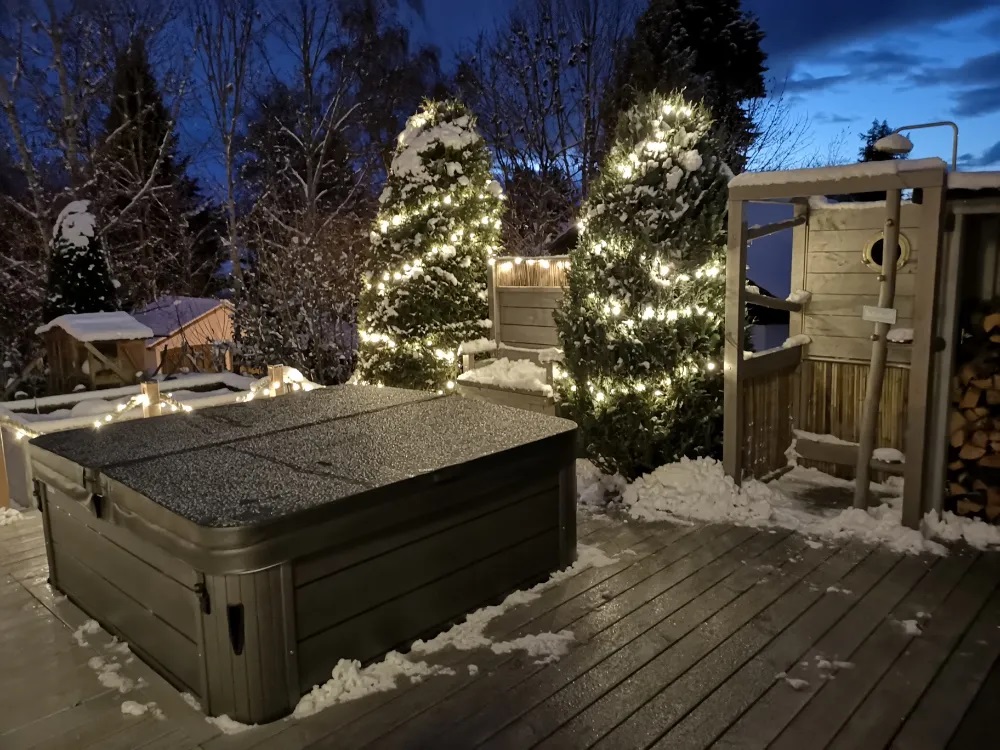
[910,51,1000,116]
[814,113,856,125]
[749,0,997,58]
[962,140,1000,167]
[783,73,852,93]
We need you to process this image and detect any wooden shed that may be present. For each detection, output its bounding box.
[132,296,234,375]
[723,158,1000,528]
[36,312,153,394]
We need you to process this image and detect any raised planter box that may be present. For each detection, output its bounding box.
[29,386,577,724]
[455,380,557,415]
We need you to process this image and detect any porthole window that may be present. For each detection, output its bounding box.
[863,231,911,271]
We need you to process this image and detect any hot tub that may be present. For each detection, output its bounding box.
[28,386,577,724]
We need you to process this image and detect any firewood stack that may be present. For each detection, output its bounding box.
[947,308,1000,521]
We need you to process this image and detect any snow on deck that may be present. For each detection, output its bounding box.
[35,311,154,342]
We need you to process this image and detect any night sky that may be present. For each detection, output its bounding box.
[414,0,1000,169]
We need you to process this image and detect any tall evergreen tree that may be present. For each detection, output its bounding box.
[96,36,215,309]
[43,200,119,321]
[555,92,731,478]
[356,100,504,391]
[606,0,766,173]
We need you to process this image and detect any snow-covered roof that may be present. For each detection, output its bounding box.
[729,158,947,200]
[133,296,229,339]
[948,172,1000,191]
[35,312,154,342]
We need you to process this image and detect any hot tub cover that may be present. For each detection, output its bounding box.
[31,386,576,529]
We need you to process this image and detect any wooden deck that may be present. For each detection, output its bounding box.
[1,509,999,749]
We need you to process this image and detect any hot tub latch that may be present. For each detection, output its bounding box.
[195,582,211,615]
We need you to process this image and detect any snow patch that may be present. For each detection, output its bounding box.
[88,655,136,693]
[121,701,163,719]
[782,334,811,349]
[577,458,627,508]
[826,585,852,595]
[294,653,455,718]
[181,692,202,712]
[887,327,913,343]
[53,200,96,247]
[467,664,479,676]
[622,460,947,555]
[206,714,256,735]
[786,289,812,304]
[0,507,22,526]
[457,357,552,396]
[490,631,575,664]
[72,619,102,647]
[898,619,923,636]
[535,347,564,364]
[458,338,497,355]
[774,672,809,690]
[873,447,905,464]
[391,113,479,185]
[923,510,1000,550]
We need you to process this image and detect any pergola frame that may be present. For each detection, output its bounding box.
[723,158,949,528]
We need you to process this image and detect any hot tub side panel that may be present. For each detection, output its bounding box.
[36,477,204,698]
[291,432,575,692]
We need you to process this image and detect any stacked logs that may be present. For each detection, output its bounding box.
[947,309,1000,521]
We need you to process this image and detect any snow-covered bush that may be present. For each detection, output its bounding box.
[356,99,504,391]
[555,92,731,478]
[43,200,118,321]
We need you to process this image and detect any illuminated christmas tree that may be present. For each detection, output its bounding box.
[356,99,504,391]
[554,92,732,478]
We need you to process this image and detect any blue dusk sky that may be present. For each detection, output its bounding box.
[414,0,1000,170]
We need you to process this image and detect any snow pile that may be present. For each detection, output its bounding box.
[621,459,948,555]
[0,507,22,526]
[787,289,812,304]
[458,338,497,355]
[923,510,1000,550]
[782,334,811,349]
[623,457,777,525]
[490,632,575,665]
[873,447,905,464]
[294,653,455,719]
[457,357,552,396]
[36,311,153,342]
[69,399,118,417]
[206,714,256,735]
[577,458,626,508]
[53,200,96,248]
[887,327,914,343]
[72,619,102,647]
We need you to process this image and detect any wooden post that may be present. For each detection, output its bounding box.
[487,261,499,344]
[141,381,162,418]
[267,365,290,396]
[723,199,748,483]
[0,427,10,508]
[854,188,902,508]
[903,183,948,527]
[461,353,474,373]
[788,203,809,445]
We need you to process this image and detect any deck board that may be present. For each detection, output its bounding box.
[2,509,999,750]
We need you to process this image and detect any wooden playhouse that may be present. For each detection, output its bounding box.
[723,157,1000,527]
[36,312,153,393]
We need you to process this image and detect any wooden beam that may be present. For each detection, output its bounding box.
[903,183,947,528]
[742,345,803,380]
[728,158,947,202]
[723,200,748,483]
[746,215,806,241]
[789,204,808,442]
[745,292,803,313]
[486,261,499,343]
[854,189,903,509]
[82,342,130,382]
[794,437,905,477]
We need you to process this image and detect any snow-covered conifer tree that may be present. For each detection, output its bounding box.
[555,92,731,478]
[43,200,119,321]
[357,99,504,391]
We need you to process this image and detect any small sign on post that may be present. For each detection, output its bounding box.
[862,305,898,325]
